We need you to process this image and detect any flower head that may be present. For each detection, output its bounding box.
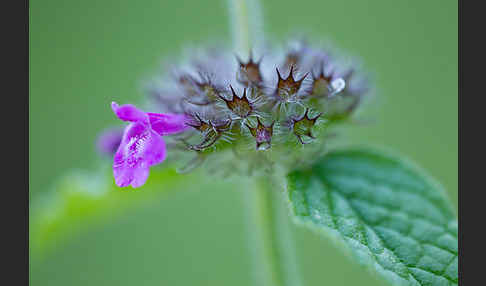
[105,39,370,183]
[111,102,188,188]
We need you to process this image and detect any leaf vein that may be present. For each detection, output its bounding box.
[324,178,457,285]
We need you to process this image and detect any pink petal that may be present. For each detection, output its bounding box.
[129,166,150,188]
[111,102,149,123]
[148,113,190,136]
[113,122,167,188]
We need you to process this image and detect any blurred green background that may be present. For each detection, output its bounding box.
[30,0,457,285]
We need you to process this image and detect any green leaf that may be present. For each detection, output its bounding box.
[30,165,210,256]
[286,149,457,286]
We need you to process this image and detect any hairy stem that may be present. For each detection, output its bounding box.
[227,0,264,58]
[243,176,302,286]
[227,2,300,285]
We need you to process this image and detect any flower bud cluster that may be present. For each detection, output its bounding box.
[129,40,369,174]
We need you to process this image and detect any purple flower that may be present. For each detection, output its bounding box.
[111,102,189,188]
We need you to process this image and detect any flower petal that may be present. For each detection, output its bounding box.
[111,102,149,123]
[96,127,124,155]
[129,166,150,188]
[148,113,190,135]
[113,122,167,188]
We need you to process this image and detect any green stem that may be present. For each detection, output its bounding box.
[228,0,264,57]
[227,2,300,285]
[243,176,302,286]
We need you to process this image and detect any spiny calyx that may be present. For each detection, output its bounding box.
[246,117,274,150]
[184,114,232,150]
[220,85,254,119]
[311,64,334,97]
[237,53,263,87]
[276,66,307,100]
[292,108,321,144]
